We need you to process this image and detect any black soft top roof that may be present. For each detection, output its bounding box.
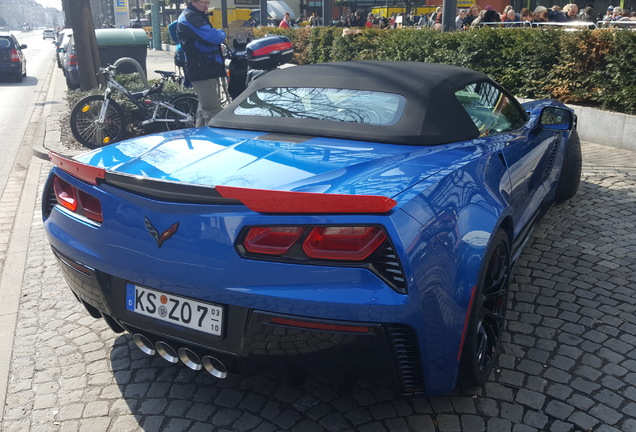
[209,61,489,145]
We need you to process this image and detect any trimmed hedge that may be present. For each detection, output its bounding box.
[253,26,636,115]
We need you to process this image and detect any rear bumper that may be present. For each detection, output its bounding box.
[52,246,426,394]
[0,63,22,76]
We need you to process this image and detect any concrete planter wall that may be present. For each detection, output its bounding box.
[570,105,636,152]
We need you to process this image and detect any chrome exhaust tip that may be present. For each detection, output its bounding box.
[133,333,156,356]
[178,348,202,371]
[202,355,228,379]
[155,341,179,363]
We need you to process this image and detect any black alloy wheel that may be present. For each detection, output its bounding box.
[555,128,582,202]
[460,229,511,387]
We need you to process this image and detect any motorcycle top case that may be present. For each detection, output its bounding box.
[246,35,294,70]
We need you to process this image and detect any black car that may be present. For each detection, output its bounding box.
[0,32,27,82]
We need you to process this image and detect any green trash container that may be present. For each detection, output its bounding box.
[95,28,149,74]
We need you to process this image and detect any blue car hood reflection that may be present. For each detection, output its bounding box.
[76,127,477,197]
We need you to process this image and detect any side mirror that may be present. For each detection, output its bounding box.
[57,47,66,53]
[20,44,27,49]
[539,106,573,131]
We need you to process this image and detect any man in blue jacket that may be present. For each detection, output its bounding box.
[177,0,226,126]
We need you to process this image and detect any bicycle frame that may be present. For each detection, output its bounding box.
[96,70,195,128]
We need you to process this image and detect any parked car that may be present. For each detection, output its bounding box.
[42,61,581,396]
[0,32,27,82]
[54,29,72,68]
[42,28,55,39]
[60,34,79,89]
[59,29,149,89]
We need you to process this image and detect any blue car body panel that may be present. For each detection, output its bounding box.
[43,63,577,395]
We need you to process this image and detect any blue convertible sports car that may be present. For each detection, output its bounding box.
[42,61,581,395]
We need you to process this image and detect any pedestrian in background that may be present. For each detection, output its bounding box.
[456,9,467,29]
[463,4,481,27]
[279,12,292,28]
[177,0,226,127]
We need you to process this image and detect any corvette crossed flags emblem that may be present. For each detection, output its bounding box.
[144,216,179,248]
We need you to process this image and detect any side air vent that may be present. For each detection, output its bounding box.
[42,175,58,219]
[543,139,560,181]
[387,324,424,394]
[371,242,407,294]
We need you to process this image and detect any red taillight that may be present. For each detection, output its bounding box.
[69,54,77,66]
[242,225,387,261]
[53,176,77,212]
[243,227,304,255]
[78,189,103,223]
[10,49,20,62]
[52,176,103,223]
[302,226,387,260]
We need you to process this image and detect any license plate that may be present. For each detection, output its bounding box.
[125,283,223,336]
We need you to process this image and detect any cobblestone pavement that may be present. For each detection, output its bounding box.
[1,141,635,432]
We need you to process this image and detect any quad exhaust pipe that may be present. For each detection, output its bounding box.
[133,333,228,379]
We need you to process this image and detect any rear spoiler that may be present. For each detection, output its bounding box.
[49,151,397,214]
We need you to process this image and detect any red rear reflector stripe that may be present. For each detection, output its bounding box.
[49,151,106,185]
[270,317,370,333]
[251,43,293,57]
[216,186,396,214]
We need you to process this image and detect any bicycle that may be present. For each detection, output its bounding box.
[69,65,199,149]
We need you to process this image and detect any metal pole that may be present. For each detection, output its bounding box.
[151,0,162,49]
[323,0,332,25]
[260,0,267,26]
[441,0,456,32]
[221,0,228,28]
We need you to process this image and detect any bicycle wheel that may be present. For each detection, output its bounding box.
[164,94,198,131]
[70,95,126,149]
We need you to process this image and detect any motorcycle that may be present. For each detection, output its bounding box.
[225,21,294,100]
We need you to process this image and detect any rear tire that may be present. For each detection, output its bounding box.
[164,94,198,131]
[70,95,127,148]
[66,76,80,90]
[459,230,511,387]
[555,128,582,202]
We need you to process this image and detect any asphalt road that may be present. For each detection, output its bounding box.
[0,33,57,204]
[0,48,635,432]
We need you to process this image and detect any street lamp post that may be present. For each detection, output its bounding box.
[322,0,332,24]
[441,0,456,31]
[151,0,162,49]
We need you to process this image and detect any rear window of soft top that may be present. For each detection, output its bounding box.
[234,87,406,126]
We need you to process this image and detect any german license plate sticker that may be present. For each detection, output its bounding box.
[125,283,222,336]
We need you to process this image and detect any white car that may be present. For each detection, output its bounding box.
[43,29,55,40]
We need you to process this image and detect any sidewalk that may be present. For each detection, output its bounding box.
[1,48,180,423]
